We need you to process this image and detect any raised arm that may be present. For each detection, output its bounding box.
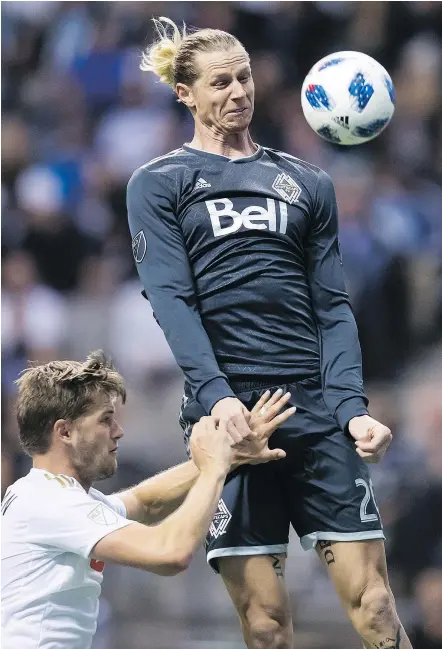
[127,166,234,414]
[306,170,368,432]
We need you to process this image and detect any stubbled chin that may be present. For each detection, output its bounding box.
[96,459,117,481]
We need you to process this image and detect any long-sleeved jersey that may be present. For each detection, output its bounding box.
[127,145,368,431]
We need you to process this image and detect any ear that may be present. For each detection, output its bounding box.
[53,419,72,443]
[176,83,196,109]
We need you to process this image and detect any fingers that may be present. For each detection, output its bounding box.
[253,447,287,464]
[260,392,292,423]
[226,421,246,444]
[355,429,392,453]
[356,447,386,463]
[251,388,287,416]
[233,412,256,441]
[250,390,272,415]
[355,427,392,463]
[265,406,296,432]
[260,388,285,412]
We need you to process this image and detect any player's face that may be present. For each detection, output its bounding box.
[184,47,254,134]
[69,394,124,485]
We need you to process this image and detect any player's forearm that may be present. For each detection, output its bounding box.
[93,467,227,575]
[124,456,244,524]
[129,461,200,524]
[156,466,226,562]
[315,303,368,430]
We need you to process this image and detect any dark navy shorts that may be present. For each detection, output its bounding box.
[179,376,384,572]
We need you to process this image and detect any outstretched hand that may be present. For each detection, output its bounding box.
[230,389,296,467]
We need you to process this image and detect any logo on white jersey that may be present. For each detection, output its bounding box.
[272,172,302,204]
[209,499,231,539]
[206,198,288,238]
[195,177,211,189]
[87,503,118,526]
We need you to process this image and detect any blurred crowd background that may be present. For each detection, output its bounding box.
[2,2,442,648]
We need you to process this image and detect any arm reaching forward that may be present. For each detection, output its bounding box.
[116,390,296,525]
[92,417,232,575]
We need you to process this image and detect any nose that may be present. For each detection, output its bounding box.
[113,420,124,441]
[230,79,247,100]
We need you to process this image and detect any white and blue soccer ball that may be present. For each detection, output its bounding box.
[301,51,395,145]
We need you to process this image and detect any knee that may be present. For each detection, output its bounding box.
[350,584,397,635]
[242,605,292,649]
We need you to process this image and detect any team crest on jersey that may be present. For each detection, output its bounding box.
[132,230,146,263]
[272,173,302,204]
[209,499,232,539]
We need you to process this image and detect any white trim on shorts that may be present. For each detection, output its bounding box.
[207,544,288,565]
[300,530,385,551]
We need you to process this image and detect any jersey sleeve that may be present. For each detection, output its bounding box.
[127,166,235,413]
[306,170,369,431]
[27,485,133,559]
[88,489,127,518]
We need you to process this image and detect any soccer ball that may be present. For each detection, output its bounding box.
[301,51,395,145]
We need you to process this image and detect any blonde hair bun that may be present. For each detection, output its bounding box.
[140,17,242,92]
[140,17,185,89]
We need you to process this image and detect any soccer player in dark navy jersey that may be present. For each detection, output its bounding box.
[127,17,412,649]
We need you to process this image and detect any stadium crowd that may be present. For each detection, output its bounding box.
[2,2,442,648]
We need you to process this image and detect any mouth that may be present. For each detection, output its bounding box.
[110,448,118,454]
[228,107,248,114]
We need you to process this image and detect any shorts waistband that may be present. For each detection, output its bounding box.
[184,374,321,400]
[228,374,321,394]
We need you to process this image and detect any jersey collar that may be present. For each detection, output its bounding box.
[182,144,264,164]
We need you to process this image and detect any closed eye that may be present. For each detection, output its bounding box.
[213,80,229,88]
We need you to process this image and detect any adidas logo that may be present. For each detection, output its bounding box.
[195,178,211,189]
[333,115,350,129]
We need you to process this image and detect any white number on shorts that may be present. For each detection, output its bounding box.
[355,478,379,522]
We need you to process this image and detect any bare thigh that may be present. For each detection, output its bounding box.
[219,554,293,645]
[315,539,392,606]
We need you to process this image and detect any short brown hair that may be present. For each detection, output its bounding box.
[15,351,126,456]
[141,16,243,90]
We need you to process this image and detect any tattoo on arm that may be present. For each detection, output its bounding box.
[373,629,401,649]
[269,554,284,577]
[318,540,335,566]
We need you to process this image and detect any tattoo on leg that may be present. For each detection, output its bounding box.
[269,554,283,577]
[318,540,335,566]
[373,628,401,649]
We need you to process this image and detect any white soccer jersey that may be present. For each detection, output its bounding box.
[1,468,133,649]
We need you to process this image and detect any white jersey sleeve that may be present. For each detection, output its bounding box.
[26,481,133,559]
[88,488,127,518]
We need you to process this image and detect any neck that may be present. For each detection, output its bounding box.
[189,122,257,159]
[33,454,91,491]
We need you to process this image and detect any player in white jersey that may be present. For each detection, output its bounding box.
[2,350,295,649]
